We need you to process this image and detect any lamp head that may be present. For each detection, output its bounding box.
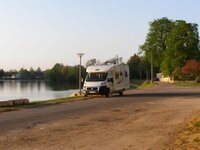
[77,53,84,57]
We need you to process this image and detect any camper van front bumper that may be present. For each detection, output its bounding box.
[83,86,108,95]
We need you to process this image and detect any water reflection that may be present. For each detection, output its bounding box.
[0,81,4,89]
[0,80,78,102]
[46,82,77,91]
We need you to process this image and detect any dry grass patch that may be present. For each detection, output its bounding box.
[169,112,200,149]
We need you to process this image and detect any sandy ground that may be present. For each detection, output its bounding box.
[0,83,200,150]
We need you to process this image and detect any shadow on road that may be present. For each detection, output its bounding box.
[123,92,200,98]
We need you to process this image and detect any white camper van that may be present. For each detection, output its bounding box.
[83,64,130,97]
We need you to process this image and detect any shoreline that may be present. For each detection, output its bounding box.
[0,94,93,113]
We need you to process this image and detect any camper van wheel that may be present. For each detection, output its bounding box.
[119,91,123,96]
[105,89,110,97]
[84,94,88,97]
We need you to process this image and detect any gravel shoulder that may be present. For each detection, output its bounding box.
[0,83,200,150]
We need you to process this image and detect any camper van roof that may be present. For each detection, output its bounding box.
[87,65,114,72]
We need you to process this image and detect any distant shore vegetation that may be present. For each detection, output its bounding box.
[0,67,44,80]
[0,64,86,85]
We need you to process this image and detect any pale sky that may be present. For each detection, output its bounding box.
[0,0,199,71]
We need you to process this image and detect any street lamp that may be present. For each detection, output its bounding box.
[77,53,84,96]
[137,50,143,81]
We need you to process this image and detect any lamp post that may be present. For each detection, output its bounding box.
[77,53,84,96]
[137,51,143,81]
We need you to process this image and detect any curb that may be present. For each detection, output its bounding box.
[0,99,29,107]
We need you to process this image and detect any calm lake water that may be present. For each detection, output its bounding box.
[0,80,78,102]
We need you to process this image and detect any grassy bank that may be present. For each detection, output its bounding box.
[0,96,91,113]
[169,112,200,149]
[139,80,157,89]
[131,79,157,89]
[175,81,200,87]
[0,107,18,113]
[30,96,86,105]
[130,79,146,86]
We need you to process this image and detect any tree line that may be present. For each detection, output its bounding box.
[45,63,86,83]
[0,67,44,79]
[0,64,86,84]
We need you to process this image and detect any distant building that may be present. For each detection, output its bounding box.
[3,73,21,79]
[15,74,21,79]
[156,73,174,83]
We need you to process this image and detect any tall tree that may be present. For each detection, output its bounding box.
[19,68,30,78]
[140,17,173,69]
[140,18,200,78]
[35,67,44,78]
[161,20,200,76]
[29,67,35,78]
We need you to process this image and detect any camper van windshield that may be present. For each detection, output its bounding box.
[86,73,108,81]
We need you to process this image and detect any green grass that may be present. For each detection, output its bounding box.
[130,79,146,86]
[130,79,157,89]
[139,80,157,89]
[0,95,91,113]
[0,107,18,113]
[27,95,94,107]
[175,81,200,87]
[30,96,83,105]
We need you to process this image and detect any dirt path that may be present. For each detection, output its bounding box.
[0,83,200,150]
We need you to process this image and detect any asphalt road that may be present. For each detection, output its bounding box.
[0,83,200,150]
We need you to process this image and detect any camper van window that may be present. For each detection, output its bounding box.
[115,73,119,79]
[125,71,128,77]
[86,73,108,81]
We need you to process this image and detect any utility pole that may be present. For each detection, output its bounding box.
[144,44,156,83]
[151,49,154,83]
